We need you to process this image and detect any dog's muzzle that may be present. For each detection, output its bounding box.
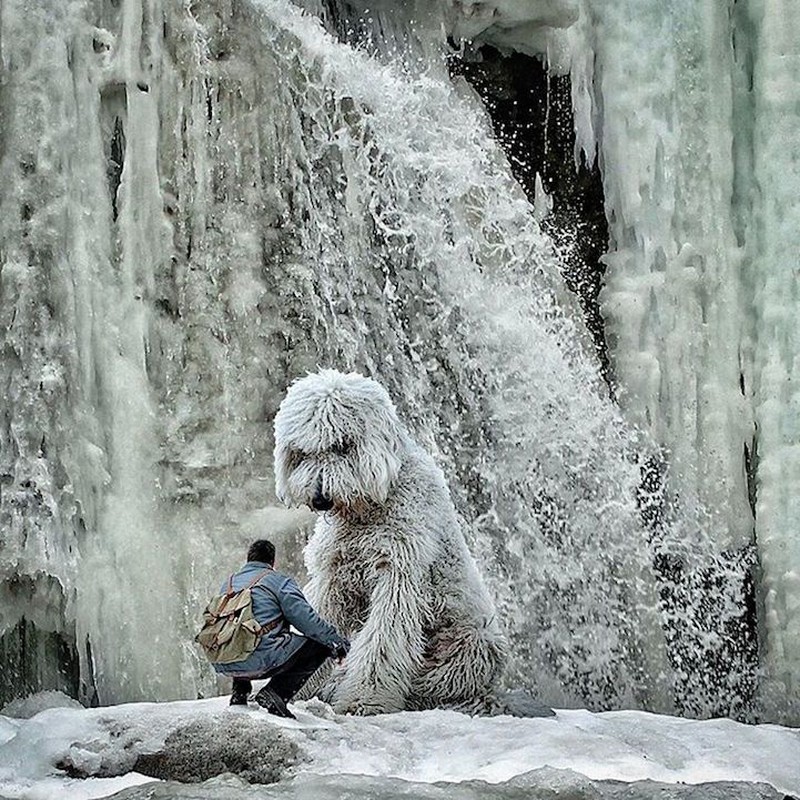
[311,475,334,512]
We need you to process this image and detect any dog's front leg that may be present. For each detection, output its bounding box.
[297,525,356,701]
[332,545,428,715]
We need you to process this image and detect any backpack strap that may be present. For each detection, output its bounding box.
[224,568,271,596]
[219,567,272,614]
[249,569,284,635]
[246,568,272,590]
[260,616,283,635]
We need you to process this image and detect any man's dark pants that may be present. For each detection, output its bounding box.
[232,638,330,701]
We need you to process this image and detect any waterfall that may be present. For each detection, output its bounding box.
[0,0,791,722]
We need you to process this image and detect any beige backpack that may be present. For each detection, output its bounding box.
[195,569,280,665]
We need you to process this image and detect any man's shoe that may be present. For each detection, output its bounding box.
[230,678,252,706]
[254,685,296,719]
[229,690,250,706]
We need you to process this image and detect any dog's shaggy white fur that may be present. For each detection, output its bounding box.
[274,369,507,715]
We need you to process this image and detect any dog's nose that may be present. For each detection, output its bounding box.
[311,493,334,512]
[311,477,334,512]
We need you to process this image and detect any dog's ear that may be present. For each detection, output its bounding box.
[355,416,405,502]
[359,449,401,503]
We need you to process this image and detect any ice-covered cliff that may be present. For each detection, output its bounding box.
[0,0,796,723]
[437,0,800,722]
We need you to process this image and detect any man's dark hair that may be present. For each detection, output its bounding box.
[247,539,276,565]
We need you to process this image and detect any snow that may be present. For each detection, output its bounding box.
[0,697,798,799]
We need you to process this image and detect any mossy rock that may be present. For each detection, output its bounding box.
[133,714,300,784]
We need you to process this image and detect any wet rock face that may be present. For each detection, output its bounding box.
[0,575,82,708]
[0,621,80,710]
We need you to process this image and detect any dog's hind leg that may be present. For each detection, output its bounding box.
[411,625,506,711]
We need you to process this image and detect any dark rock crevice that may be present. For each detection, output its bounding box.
[0,618,80,708]
[449,46,611,387]
[101,84,127,222]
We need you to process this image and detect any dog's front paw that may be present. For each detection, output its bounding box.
[316,678,339,705]
[334,697,386,716]
[315,660,348,704]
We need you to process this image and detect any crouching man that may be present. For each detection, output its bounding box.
[214,539,350,718]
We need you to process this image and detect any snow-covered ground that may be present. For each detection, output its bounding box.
[1,694,798,799]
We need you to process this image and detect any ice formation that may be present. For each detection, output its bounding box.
[0,0,798,724]
[440,0,800,721]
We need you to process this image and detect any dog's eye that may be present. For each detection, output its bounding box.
[331,440,352,457]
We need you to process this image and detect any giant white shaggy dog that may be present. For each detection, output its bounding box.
[274,369,507,714]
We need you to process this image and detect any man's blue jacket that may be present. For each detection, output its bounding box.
[213,560,347,678]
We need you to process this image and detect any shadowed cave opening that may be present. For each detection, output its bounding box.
[0,619,80,709]
[449,45,612,388]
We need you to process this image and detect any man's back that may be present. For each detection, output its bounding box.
[219,560,343,663]
[207,539,348,717]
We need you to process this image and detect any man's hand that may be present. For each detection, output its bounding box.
[330,639,350,663]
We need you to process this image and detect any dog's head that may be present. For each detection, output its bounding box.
[274,369,406,511]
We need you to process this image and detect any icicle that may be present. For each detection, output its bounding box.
[533,172,553,222]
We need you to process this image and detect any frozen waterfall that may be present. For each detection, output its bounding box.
[0,0,797,724]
